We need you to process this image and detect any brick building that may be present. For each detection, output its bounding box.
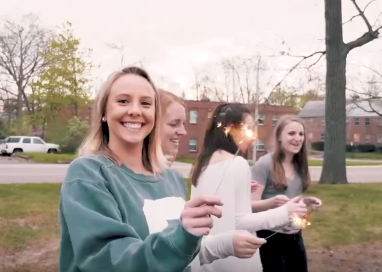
[177,100,295,159]
[298,100,382,146]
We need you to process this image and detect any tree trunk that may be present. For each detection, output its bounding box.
[16,85,24,127]
[320,0,348,184]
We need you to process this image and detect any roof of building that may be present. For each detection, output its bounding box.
[298,99,382,118]
[346,99,382,117]
[298,100,325,118]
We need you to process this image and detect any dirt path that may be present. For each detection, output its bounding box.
[308,240,382,272]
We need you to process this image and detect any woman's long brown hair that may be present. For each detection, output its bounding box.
[271,115,311,191]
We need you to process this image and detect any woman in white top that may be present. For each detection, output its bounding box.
[159,90,268,264]
[188,103,308,272]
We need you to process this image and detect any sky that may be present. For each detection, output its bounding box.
[1,0,381,99]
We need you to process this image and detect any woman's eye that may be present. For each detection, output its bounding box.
[118,99,129,104]
[142,101,151,106]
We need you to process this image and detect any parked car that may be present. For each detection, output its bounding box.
[0,136,60,155]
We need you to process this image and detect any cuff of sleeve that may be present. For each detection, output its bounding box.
[199,231,235,265]
[170,220,202,257]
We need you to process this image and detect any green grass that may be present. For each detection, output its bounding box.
[0,184,61,251]
[0,182,381,253]
[308,160,382,166]
[176,157,196,164]
[346,152,382,160]
[21,153,76,164]
[176,157,382,166]
[184,179,382,247]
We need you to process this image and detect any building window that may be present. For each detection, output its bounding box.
[189,138,197,152]
[272,115,278,126]
[320,133,325,141]
[354,133,360,143]
[378,117,382,126]
[365,135,371,143]
[377,134,382,144]
[354,117,360,126]
[256,139,265,151]
[321,119,325,126]
[207,110,213,119]
[365,118,370,126]
[308,133,313,140]
[189,110,198,124]
[258,114,265,126]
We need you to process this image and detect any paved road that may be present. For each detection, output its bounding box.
[0,160,381,184]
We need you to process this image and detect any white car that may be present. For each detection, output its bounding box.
[0,136,60,155]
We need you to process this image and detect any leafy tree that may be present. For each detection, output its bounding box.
[29,21,93,131]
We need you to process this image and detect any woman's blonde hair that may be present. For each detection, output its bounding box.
[79,66,167,175]
[158,89,185,115]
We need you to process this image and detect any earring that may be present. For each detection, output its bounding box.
[102,116,106,122]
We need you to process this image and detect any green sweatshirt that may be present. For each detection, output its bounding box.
[59,154,201,272]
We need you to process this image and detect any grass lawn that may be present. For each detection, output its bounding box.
[177,157,382,166]
[308,160,382,166]
[20,153,76,163]
[0,184,61,252]
[1,182,382,254]
[346,152,382,160]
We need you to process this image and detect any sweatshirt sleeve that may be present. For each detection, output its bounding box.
[233,158,290,233]
[197,231,235,265]
[60,179,201,272]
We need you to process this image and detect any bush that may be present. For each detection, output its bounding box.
[346,144,355,152]
[311,141,324,151]
[44,116,88,154]
[356,144,375,153]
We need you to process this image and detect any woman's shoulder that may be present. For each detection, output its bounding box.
[231,156,251,169]
[65,154,111,183]
[254,153,273,168]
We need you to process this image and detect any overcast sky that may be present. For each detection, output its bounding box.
[1,0,381,98]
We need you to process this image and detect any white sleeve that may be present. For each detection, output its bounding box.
[233,157,290,233]
[198,231,235,265]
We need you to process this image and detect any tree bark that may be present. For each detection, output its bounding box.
[320,0,348,184]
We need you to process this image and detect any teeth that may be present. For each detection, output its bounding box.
[123,123,142,129]
[171,139,179,144]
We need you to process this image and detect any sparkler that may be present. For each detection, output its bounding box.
[214,121,257,193]
[264,208,315,240]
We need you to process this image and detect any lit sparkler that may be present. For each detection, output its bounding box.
[264,209,314,240]
[214,122,257,193]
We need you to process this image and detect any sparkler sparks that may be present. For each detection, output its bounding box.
[264,210,314,240]
[214,122,256,193]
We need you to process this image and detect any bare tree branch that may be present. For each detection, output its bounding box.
[346,0,381,51]
[0,14,51,120]
[264,50,326,104]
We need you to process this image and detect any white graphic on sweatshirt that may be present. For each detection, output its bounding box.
[143,197,186,234]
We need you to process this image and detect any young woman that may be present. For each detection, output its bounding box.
[158,89,187,163]
[158,90,276,266]
[251,114,323,272]
[59,67,223,272]
[189,104,308,272]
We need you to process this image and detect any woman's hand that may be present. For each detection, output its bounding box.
[286,196,307,217]
[181,195,223,236]
[300,196,323,209]
[232,230,266,258]
[271,194,290,208]
[250,181,260,193]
